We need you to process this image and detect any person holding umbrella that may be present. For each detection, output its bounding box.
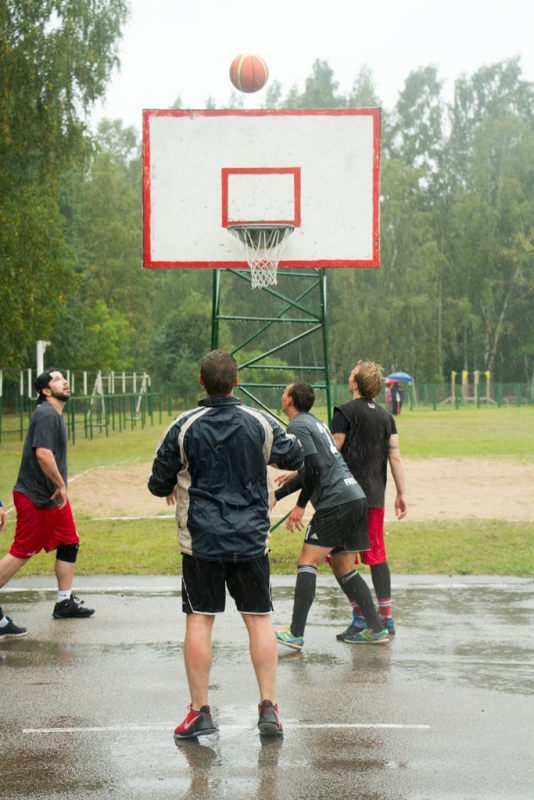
[385,372,414,416]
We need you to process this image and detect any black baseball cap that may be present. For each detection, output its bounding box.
[35,371,55,404]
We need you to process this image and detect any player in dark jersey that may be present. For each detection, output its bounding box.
[273,381,389,650]
[331,361,408,642]
[0,370,94,640]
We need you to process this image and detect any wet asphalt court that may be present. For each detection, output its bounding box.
[0,574,532,800]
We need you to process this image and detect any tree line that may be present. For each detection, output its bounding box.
[1,2,533,395]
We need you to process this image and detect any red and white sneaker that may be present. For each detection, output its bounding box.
[258,700,284,736]
[174,704,217,739]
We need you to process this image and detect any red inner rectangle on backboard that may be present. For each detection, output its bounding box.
[221,167,301,227]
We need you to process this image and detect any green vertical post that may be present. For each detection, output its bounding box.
[148,384,153,425]
[211,269,221,350]
[319,269,332,424]
[516,384,521,407]
[432,383,437,410]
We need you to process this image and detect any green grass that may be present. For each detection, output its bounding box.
[0,419,165,504]
[2,406,534,577]
[10,517,534,578]
[394,405,534,460]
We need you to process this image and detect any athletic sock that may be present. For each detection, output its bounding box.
[378,598,392,619]
[56,590,72,603]
[290,565,317,638]
[370,562,392,618]
[0,615,8,628]
[370,562,391,598]
[336,571,383,632]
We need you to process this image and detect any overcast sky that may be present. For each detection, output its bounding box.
[91,0,534,133]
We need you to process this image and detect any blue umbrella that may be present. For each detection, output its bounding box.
[386,371,413,383]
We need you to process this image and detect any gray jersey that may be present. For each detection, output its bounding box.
[287,412,365,511]
[13,403,68,508]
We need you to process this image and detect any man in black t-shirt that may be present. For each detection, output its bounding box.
[0,370,94,640]
[274,381,389,650]
[331,361,408,641]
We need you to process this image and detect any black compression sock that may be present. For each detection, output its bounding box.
[337,571,383,632]
[370,561,391,600]
[290,565,317,638]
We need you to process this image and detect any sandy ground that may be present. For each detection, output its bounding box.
[67,458,534,522]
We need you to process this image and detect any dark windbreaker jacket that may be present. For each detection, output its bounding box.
[148,395,304,561]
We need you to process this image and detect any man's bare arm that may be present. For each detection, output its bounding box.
[332,432,346,451]
[388,434,408,519]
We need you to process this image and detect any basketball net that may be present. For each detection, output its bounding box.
[227,225,294,289]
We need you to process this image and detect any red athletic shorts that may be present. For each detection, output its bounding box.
[354,507,386,565]
[9,491,79,560]
[326,507,387,567]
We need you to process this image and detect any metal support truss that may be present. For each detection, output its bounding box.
[211,268,331,424]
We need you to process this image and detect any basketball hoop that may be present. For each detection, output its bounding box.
[227,224,294,289]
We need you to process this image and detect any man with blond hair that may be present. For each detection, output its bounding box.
[330,361,408,642]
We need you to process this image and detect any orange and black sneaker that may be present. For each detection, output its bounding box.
[174,704,217,739]
[258,700,283,736]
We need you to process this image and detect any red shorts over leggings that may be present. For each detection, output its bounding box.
[9,491,79,560]
[354,507,386,565]
[326,507,386,567]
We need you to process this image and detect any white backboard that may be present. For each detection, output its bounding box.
[143,108,380,269]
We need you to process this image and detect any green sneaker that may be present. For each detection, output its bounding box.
[343,627,389,644]
[276,625,304,651]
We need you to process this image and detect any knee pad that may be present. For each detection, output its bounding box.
[56,543,79,563]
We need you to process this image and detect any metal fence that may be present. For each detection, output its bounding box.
[2,378,533,445]
[402,382,534,410]
[0,390,164,444]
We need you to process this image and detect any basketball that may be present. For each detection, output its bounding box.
[229,53,269,93]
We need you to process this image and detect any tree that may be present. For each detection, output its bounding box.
[0,0,129,187]
[0,185,73,367]
[0,0,129,366]
[387,65,445,174]
[330,158,441,382]
[50,118,153,369]
[443,114,534,376]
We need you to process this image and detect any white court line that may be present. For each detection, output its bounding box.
[87,514,293,521]
[86,515,175,521]
[68,467,98,484]
[24,723,431,734]
[5,586,179,593]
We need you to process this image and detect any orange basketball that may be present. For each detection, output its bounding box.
[229,53,269,93]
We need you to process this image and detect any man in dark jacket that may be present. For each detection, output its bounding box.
[148,350,303,740]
